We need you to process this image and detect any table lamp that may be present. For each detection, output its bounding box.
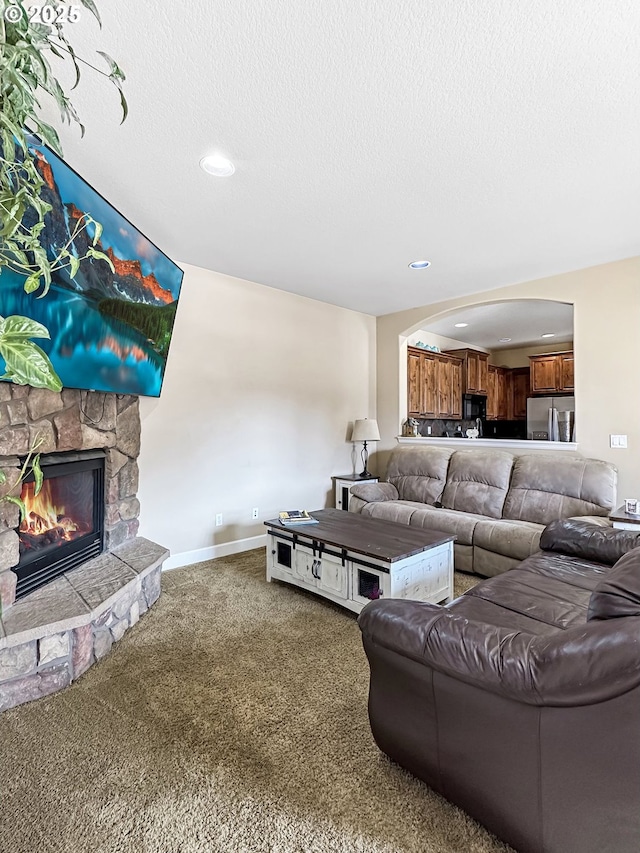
[351,418,380,477]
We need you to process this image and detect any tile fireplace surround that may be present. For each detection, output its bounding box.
[0,384,168,712]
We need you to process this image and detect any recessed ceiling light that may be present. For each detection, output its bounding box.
[200,154,235,177]
[499,337,512,342]
[541,333,555,338]
[408,260,431,269]
[454,322,468,328]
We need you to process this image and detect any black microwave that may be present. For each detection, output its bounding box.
[462,394,487,420]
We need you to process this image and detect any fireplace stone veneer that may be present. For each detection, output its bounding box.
[0,385,143,611]
[0,384,169,712]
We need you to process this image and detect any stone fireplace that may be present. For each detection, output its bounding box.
[0,384,168,712]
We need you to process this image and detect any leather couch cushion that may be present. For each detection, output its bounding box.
[588,547,640,620]
[462,559,592,629]
[387,446,452,504]
[502,453,616,524]
[441,450,514,519]
[540,518,640,565]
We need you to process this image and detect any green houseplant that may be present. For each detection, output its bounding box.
[0,0,127,580]
[0,0,127,390]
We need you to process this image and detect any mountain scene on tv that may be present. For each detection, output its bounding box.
[0,138,183,397]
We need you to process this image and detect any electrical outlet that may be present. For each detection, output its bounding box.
[252,507,259,519]
[215,513,223,526]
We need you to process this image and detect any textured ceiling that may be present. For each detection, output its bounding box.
[43,0,640,316]
[421,300,574,350]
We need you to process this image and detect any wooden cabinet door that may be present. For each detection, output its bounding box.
[407,348,423,416]
[423,353,438,417]
[559,353,574,392]
[450,359,462,418]
[511,368,530,419]
[477,354,488,394]
[496,369,508,420]
[530,355,559,393]
[486,365,497,419]
[437,357,452,417]
[466,352,479,393]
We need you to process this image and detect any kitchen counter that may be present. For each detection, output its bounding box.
[396,436,578,452]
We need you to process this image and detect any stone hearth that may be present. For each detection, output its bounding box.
[0,537,167,712]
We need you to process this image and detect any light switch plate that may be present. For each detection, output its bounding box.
[610,434,628,448]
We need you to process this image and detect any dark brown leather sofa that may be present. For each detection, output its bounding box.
[358,520,640,853]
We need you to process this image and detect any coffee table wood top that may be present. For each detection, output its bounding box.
[264,508,454,563]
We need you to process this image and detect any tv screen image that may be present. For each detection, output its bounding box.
[1,137,184,398]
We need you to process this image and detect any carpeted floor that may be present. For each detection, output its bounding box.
[0,550,512,853]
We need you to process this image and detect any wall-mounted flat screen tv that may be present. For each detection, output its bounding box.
[1,136,183,397]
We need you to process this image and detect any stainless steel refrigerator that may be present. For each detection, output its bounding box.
[526,396,575,441]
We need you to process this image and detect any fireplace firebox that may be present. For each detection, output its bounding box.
[14,450,106,600]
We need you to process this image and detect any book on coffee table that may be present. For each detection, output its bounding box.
[278,510,319,525]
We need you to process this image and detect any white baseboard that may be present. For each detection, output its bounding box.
[162,533,267,571]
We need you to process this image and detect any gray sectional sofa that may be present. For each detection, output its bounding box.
[349,445,617,576]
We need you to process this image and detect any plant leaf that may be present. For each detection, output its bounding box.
[86,246,115,272]
[0,339,62,391]
[23,273,42,293]
[118,87,128,124]
[0,471,6,486]
[32,454,44,496]
[3,496,27,524]
[78,0,102,27]
[0,315,51,341]
[97,51,125,82]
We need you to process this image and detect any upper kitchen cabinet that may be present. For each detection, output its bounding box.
[529,352,574,394]
[407,347,462,419]
[443,348,488,394]
[558,352,574,392]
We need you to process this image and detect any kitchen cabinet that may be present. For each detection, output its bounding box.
[559,353,574,392]
[487,365,509,420]
[443,348,488,394]
[407,347,462,420]
[508,367,530,420]
[529,352,574,395]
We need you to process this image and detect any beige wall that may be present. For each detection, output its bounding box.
[138,263,376,563]
[377,256,640,502]
[489,340,574,368]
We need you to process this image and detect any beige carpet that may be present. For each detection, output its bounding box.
[0,550,512,853]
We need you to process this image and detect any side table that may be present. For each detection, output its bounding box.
[609,505,640,531]
[332,473,378,511]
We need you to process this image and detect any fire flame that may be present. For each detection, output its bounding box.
[19,481,80,540]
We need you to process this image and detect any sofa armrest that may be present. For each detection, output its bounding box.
[350,482,399,503]
[541,518,640,565]
[358,598,640,707]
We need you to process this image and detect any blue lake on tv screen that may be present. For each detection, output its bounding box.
[1,272,165,397]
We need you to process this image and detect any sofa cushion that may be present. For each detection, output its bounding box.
[502,453,616,524]
[473,518,544,561]
[350,482,398,503]
[540,518,640,565]
[463,558,592,630]
[408,504,486,546]
[387,446,452,504]
[360,500,421,526]
[441,450,514,519]
[588,547,640,621]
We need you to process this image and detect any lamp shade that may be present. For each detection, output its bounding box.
[351,418,380,442]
